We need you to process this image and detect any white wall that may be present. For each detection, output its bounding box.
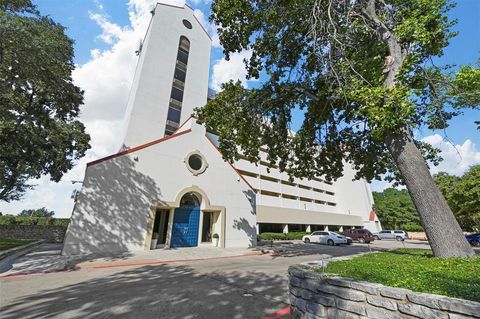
[121,4,211,149]
[63,121,256,255]
[334,162,381,231]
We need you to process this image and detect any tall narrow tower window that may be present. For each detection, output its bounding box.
[165,36,190,136]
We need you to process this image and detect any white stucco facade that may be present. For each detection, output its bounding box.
[120,3,210,148]
[63,120,257,255]
[63,3,380,256]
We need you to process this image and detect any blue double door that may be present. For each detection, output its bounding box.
[171,206,200,248]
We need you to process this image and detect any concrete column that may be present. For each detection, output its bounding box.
[164,208,175,249]
[306,225,311,232]
[256,224,260,235]
[324,225,329,231]
[339,226,344,232]
[283,224,289,234]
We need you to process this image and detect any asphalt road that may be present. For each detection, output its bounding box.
[0,240,470,319]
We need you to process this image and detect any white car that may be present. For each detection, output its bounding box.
[302,231,349,246]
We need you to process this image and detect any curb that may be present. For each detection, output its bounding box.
[0,239,45,262]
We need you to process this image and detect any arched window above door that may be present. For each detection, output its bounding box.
[180,192,201,207]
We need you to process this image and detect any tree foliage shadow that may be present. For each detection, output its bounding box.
[1,264,287,319]
[265,242,376,259]
[64,155,166,256]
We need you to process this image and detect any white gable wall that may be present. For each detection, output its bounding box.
[63,121,256,255]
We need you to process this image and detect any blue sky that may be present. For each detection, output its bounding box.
[35,0,480,144]
[1,0,479,217]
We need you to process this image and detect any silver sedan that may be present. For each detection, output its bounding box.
[302,231,349,246]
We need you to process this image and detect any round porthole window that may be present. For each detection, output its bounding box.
[185,151,208,175]
[183,19,192,29]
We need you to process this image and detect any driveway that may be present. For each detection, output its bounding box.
[1,240,475,318]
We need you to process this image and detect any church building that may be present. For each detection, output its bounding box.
[62,3,381,256]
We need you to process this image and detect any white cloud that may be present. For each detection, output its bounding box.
[210,50,257,91]
[193,8,221,48]
[422,134,480,176]
[0,0,158,217]
[371,134,480,192]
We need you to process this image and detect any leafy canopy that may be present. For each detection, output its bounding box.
[372,188,420,230]
[197,0,480,183]
[434,165,480,231]
[0,0,90,201]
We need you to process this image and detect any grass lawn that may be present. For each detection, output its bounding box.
[323,249,480,302]
[0,238,35,251]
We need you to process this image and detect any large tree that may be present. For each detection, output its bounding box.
[197,0,480,257]
[0,1,90,201]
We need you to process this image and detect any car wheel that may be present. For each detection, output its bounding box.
[374,235,380,240]
[327,239,334,246]
[358,238,365,244]
[304,238,310,244]
[396,236,403,241]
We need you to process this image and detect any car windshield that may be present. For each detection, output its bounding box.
[331,232,340,236]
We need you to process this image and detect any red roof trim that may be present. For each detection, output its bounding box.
[87,129,192,167]
[204,134,256,192]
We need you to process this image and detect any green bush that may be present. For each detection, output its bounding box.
[402,223,424,232]
[258,232,287,240]
[285,232,311,240]
[323,248,480,302]
[0,216,70,226]
[257,232,311,241]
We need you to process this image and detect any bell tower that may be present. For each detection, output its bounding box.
[121,3,211,148]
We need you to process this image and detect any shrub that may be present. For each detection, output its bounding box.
[285,232,311,240]
[258,232,312,240]
[0,216,70,226]
[258,232,287,240]
[212,233,219,239]
[402,223,424,232]
[152,232,159,240]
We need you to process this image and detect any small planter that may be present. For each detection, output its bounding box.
[212,233,219,247]
[151,232,159,250]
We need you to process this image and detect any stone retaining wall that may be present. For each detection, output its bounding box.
[0,225,67,243]
[289,265,480,319]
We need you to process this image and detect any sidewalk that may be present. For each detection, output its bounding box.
[0,243,67,277]
[0,243,265,277]
[70,245,265,270]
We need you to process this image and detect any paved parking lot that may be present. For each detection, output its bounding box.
[0,240,475,319]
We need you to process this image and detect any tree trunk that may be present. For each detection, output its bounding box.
[384,126,474,258]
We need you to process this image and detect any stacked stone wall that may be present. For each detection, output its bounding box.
[289,265,480,319]
[0,225,67,243]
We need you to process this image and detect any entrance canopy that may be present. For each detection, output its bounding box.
[256,205,363,227]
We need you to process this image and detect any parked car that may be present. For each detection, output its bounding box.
[345,236,353,245]
[342,229,375,243]
[373,230,408,241]
[302,231,348,245]
[465,233,480,247]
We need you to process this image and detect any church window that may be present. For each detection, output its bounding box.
[164,36,190,136]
